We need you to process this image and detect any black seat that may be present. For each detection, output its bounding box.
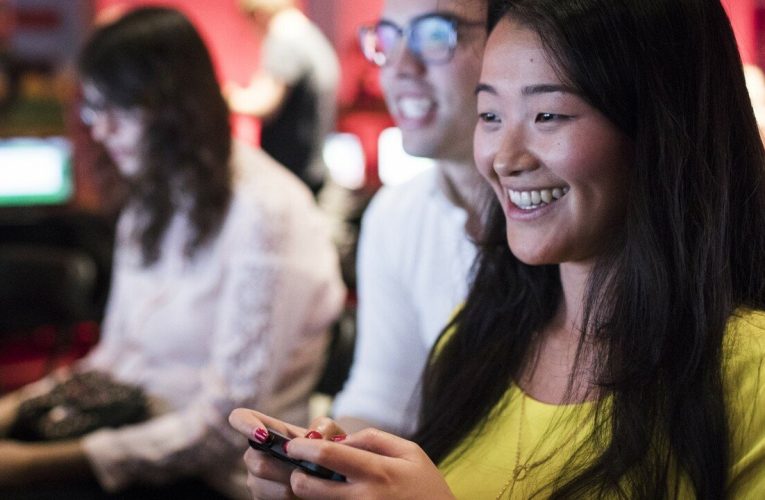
[0,244,100,392]
[313,305,356,397]
[0,212,116,317]
[0,243,98,348]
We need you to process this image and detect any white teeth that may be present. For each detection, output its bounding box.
[507,187,569,209]
[398,97,434,119]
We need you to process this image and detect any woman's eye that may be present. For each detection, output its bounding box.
[535,112,567,123]
[479,112,499,123]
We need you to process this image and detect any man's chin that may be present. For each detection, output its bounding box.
[400,137,441,160]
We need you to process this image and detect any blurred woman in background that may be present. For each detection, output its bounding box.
[0,7,344,498]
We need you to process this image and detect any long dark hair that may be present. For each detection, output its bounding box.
[415,0,765,498]
[78,7,232,265]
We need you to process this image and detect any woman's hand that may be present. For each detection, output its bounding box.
[285,428,455,500]
[228,409,348,499]
[0,390,22,437]
[229,409,453,499]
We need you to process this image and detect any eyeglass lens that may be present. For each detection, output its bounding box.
[80,103,101,127]
[79,101,142,127]
[362,15,456,66]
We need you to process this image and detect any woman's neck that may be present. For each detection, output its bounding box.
[518,261,599,404]
[554,262,593,336]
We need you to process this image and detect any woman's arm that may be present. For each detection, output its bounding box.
[0,439,91,487]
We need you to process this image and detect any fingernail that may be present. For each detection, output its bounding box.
[252,427,269,443]
[305,430,323,439]
[331,434,347,442]
[282,440,289,453]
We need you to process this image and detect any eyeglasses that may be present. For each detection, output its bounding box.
[79,101,141,127]
[79,102,104,127]
[359,13,484,67]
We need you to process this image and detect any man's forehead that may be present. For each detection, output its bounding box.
[381,0,483,23]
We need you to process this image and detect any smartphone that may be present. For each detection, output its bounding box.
[248,428,346,482]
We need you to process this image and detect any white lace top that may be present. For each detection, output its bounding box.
[78,143,345,497]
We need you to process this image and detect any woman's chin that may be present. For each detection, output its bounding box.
[506,238,559,267]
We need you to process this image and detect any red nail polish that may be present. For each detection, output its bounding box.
[331,434,347,442]
[252,427,269,443]
[305,430,323,439]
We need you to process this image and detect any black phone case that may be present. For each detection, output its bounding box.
[248,429,346,482]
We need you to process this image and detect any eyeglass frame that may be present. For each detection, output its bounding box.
[358,12,484,67]
[79,100,143,128]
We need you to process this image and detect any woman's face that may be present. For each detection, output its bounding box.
[81,82,145,179]
[474,18,632,267]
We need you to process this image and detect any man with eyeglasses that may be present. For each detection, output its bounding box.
[331,0,489,435]
[230,1,489,497]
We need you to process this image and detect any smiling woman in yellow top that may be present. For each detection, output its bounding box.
[413,1,765,497]
[227,0,765,498]
[414,0,765,497]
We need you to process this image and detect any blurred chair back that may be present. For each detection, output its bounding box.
[0,244,99,392]
[0,244,97,338]
[313,305,356,397]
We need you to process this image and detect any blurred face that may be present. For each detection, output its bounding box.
[376,0,486,163]
[474,19,632,267]
[81,82,145,179]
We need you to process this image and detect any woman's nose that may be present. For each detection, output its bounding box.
[492,127,539,177]
[88,112,111,143]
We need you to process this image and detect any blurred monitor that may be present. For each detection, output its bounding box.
[0,136,73,207]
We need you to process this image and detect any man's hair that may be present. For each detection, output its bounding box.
[78,7,232,265]
[416,0,765,498]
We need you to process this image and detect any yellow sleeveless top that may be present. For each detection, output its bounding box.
[440,310,765,499]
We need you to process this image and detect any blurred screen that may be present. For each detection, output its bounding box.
[0,136,73,206]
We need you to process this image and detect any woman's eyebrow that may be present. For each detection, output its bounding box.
[475,83,497,96]
[521,83,577,96]
[475,82,580,97]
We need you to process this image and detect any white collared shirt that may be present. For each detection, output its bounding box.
[332,168,476,436]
